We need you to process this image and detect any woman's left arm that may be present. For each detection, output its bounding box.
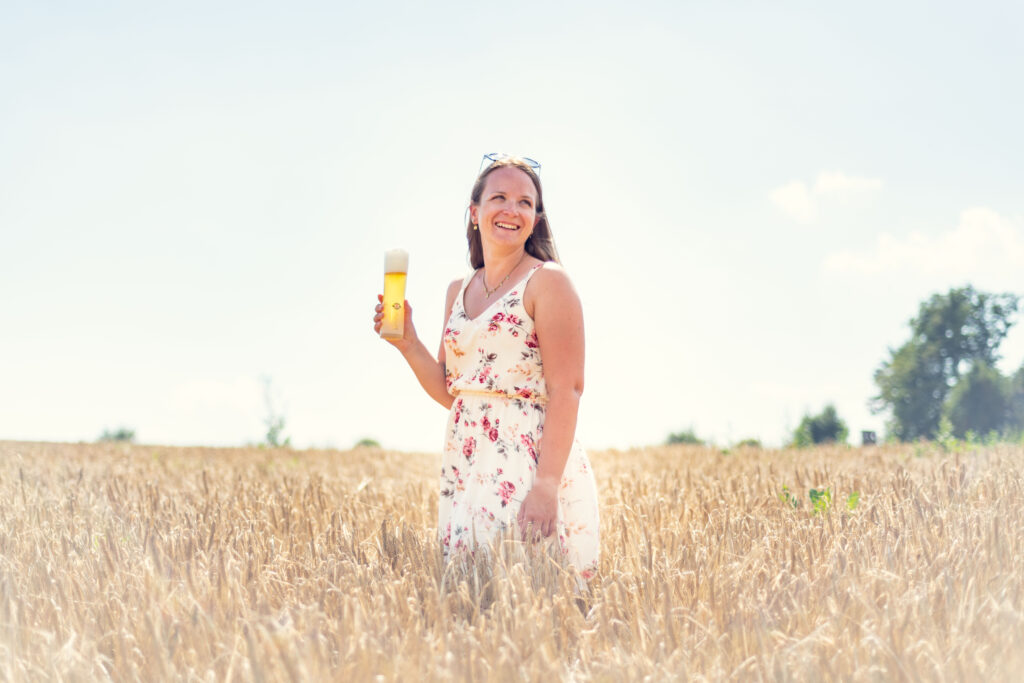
[517,266,585,539]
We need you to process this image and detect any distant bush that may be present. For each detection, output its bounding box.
[666,429,703,445]
[943,361,1009,438]
[262,376,291,448]
[1010,366,1024,430]
[99,427,135,443]
[791,404,848,447]
[735,438,762,449]
[355,438,381,448]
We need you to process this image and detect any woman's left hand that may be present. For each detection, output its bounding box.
[517,476,559,540]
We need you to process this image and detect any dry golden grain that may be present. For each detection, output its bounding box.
[0,440,1022,681]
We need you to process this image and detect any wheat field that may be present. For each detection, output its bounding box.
[1,440,1022,681]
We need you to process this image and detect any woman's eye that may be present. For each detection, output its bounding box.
[520,200,533,207]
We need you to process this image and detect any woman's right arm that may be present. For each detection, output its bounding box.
[373,279,462,410]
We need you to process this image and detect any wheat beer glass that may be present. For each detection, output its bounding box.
[380,249,409,340]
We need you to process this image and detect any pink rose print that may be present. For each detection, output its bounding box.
[498,481,516,507]
[462,437,476,459]
[521,433,538,463]
[487,313,506,333]
[489,428,499,442]
[525,332,538,349]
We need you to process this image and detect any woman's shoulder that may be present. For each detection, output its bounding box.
[529,260,576,291]
[524,260,580,312]
[446,277,465,296]
[444,276,466,309]
[447,268,479,294]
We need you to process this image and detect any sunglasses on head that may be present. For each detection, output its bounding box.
[479,153,542,175]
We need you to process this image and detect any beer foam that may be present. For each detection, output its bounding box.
[384,248,409,273]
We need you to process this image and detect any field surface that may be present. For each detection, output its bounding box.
[1,440,1022,681]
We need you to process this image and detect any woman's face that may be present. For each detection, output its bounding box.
[470,166,539,251]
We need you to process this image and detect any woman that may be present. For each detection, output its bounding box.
[373,155,599,577]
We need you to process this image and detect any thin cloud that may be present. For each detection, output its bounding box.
[814,171,883,197]
[769,181,817,223]
[770,171,883,223]
[823,207,1024,277]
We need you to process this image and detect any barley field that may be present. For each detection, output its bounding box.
[1,440,1022,681]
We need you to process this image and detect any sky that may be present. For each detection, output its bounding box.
[2,1,1023,452]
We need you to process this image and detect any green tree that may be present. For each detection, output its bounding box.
[872,286,1019,440]
[666,428,703,445]
[943,362,1009,438]
[262,375,291,448]
[791,404,848,447]
[871,339,947,441]
[1008,364,1024,433]
[99,427,136,443]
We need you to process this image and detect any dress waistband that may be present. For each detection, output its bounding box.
[451,388,548,405]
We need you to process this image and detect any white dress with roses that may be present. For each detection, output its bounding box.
[440,263,599,577]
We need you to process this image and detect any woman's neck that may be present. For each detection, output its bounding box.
[481,246,529,280]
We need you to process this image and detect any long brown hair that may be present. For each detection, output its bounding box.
[466,157,560,269]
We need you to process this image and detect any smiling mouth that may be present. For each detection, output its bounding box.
[495,222,519,231]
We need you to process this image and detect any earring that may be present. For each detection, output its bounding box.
[473,223,479,231]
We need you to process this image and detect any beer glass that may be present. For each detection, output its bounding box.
[380,249,408,340]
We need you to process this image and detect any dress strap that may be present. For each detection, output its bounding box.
[452,269,479,314]
[506,263,545,302]
[519,262,545,288]
[459,269,477,293]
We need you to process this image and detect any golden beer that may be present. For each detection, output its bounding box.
[380,249,408,340]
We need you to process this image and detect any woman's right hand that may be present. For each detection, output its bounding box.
[373,294,417,352]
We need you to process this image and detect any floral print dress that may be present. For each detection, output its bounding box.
[440,263,600,577]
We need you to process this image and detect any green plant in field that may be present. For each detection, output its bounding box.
[779,486,860,514]
[809,488,832,514]
[778,485,801,509]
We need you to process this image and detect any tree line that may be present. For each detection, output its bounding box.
[669,285,1024,447]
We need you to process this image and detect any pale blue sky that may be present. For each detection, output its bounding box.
[2,1,1023,450]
